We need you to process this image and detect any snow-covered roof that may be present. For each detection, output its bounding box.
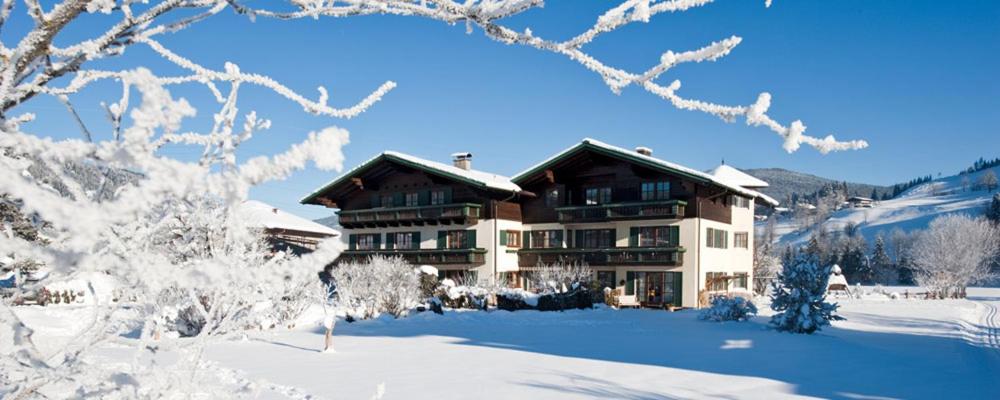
[301,151,521,204]
[513,138,779,206]
[239,200,339,237]
[707,164,770,189]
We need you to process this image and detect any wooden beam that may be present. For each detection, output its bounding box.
[351,177,364,190]
[544,169,555,183]
[317,198,338,208]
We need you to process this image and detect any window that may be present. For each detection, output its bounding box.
[389,232,419,250]
[642,182,671,201]
[656,182,670,200]
[545,188,560,208]
[734,232,749,249]
[639,226,673,247]
[707,272,728,291]
[446,230,470,249]
[355,234,379,250]
[706,228,728,249]
[596,271,616,291]
[405,192,419,207]
[578,229,614,248]
[732,195,751,209]
[529,230,563,248]
[733,272,748,289]
[501,230,522,248]
[430,190,446,205]
[380,195,393,208]
[585,187,611,205]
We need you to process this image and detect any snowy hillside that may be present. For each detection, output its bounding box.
[774,166,999,245]
[745,167,890,204]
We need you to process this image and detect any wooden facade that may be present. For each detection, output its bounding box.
[515,150,733,225]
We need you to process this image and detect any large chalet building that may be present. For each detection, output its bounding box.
[300,139,777,308]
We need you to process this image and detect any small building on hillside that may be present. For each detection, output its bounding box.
[847,196,874,208]
[239,200,340,254]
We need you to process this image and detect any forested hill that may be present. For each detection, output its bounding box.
[743,168,891,205]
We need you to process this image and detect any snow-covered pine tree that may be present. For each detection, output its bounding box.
[988,194,1000,225]
[871,235,895,284]
[769,253,842,334]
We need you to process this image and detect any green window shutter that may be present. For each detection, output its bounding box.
[671,272,683,306]
[524,231,532,249]
[626,271,635,295]
[437,270,445,280]
[629,227,639,247]
[669,226,680,247]
[412,232,421,249]
[385,232,395,249]
[370,194,380,208]
[437,231,447,249]
[348,234,357,250]
[575,230,584,248]
[500,230,508,246]
[466,230,477,249]
[374,233,382,249]
[418,190,430,206]
[707,228,713,248]
[393,193,404,207]
[442,187,453,203]
[554,230,564,248]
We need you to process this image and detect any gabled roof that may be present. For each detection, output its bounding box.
[513,138,779,206]
[707,164,769,189]
[239,200,339,236]
[300,151,521,205]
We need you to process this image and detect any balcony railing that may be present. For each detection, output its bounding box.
[555,200,686,223]
[338,203,481,228]
[338,248,487,265]
[517,246,684,267]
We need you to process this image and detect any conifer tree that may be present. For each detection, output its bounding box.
[871,235,895,284]
[989,194,1000,225]
[770,253,842,334]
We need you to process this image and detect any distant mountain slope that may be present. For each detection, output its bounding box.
[314,215,339,229]
[743,168,891,204]
[774,166,999,245]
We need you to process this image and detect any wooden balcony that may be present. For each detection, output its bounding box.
[338,248,487,265]
[517,247,684,267]
[338,203,481,228]
[555,200,686,223]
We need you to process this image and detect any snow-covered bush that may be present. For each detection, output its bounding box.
[909,214,999,299]
[331,255,421,320]
[435,278,490,310]
[530,262,594,294]
[770,253,842,334]
[699,296,758,322]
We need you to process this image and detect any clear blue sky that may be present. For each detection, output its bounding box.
[8,1,999,219]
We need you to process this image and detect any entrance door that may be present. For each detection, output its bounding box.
[644,272,664,305]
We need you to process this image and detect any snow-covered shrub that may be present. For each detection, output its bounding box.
[331,255,421,320]
[530,262,594,294]
[910,214,999,299]
[769,254,842,334]
[699,295,758,322]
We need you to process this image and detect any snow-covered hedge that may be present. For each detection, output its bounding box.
[698,295,758,322]
[332,255,422,320]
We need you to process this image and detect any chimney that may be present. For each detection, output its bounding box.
[635,146,653,156]
[452,152,472,170]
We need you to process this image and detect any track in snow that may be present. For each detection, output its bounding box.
[979,300,1000,351]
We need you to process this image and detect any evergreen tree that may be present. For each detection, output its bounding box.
[870,188,878,200]
[988,194,1000,225]
[770,253,842,334]
[871,235,895,284]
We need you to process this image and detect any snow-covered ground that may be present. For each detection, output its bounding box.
[16,287,1000,399]
[773,166,999,245]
